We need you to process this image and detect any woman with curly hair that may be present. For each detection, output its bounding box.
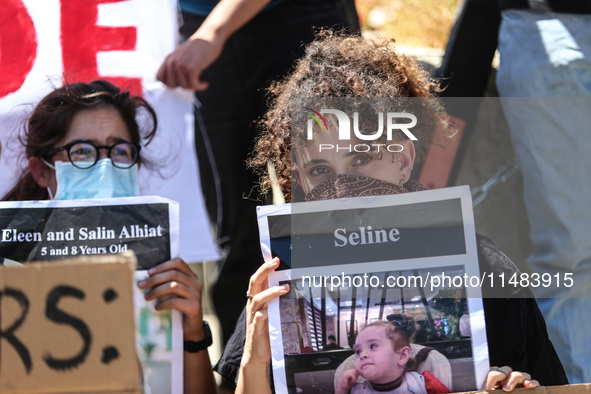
[251,31,441,202]
[215,31,568,394]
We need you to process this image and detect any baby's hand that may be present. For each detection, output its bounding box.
[336,369,359,394]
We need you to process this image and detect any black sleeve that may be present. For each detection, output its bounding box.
[214,307,247,386]
[477,235,568,386]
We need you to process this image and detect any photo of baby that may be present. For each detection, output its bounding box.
[277,266,478,394]
[335,321,450,394]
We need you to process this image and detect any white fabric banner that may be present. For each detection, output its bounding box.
[0,0,219,263]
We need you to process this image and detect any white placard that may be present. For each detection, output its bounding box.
[258,186,489,394]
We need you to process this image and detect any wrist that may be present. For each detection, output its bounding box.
[190,20,228,48]
[240,355,269,371]
[183,318,205,342]
[184,328,205,342]
[184,321,212,353]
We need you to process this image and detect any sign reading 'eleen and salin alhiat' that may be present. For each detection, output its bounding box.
[0,196,178,270]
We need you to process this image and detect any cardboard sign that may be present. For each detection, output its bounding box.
[456,384,591,394]
[0,196,178,270]
[0,196,183,393]
[0,252,140,394]
[258,186,489,394]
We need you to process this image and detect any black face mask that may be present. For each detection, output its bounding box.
[304,174,426,201]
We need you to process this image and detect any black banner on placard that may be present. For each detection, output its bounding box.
[0,203,170,269]
[268,214,292,270]
[269,198,465,270]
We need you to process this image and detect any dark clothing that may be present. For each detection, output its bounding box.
[178,0,286,16]
[323,342,343,350]
[179,0,356,344]
[214,235,569,389]
[477,236,568,385]
[214,305,248,386]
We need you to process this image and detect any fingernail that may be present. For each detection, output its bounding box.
[138,280,146,288]
[148,267,156,275]
[281,284,290,291]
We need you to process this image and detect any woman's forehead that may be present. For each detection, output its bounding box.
[61,107,131,146]
[293,131,343,166]
[294,130,397,164]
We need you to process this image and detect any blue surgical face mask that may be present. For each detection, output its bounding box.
[44,158,139,200]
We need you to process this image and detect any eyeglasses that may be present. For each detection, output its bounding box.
[45,141,141,169]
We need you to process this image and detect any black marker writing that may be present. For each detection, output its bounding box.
[0,287,32,376]
[43,286,91,371]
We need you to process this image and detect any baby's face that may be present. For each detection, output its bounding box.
[354,326,407,384]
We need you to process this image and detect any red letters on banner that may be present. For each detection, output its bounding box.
[0,0,38,99]
[60,0,143,97]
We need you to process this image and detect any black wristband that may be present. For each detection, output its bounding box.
[184,321,212,353]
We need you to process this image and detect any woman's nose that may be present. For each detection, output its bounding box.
[96,147,110,160]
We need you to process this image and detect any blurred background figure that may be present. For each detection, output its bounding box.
[495,5,591,385]
[156,0,359,349]
[325,335,343,350]
[439,0,591,384]
[459,308,470,338]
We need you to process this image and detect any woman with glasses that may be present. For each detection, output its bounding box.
[3,80,153,201]
[2,79,217,394]
[39,139,142,200]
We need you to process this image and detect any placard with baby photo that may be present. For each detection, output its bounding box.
[257,186,489,394]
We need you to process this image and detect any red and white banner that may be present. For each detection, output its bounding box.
[0,0,219,262]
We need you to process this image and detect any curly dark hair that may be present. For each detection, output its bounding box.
[250,30,446,202]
